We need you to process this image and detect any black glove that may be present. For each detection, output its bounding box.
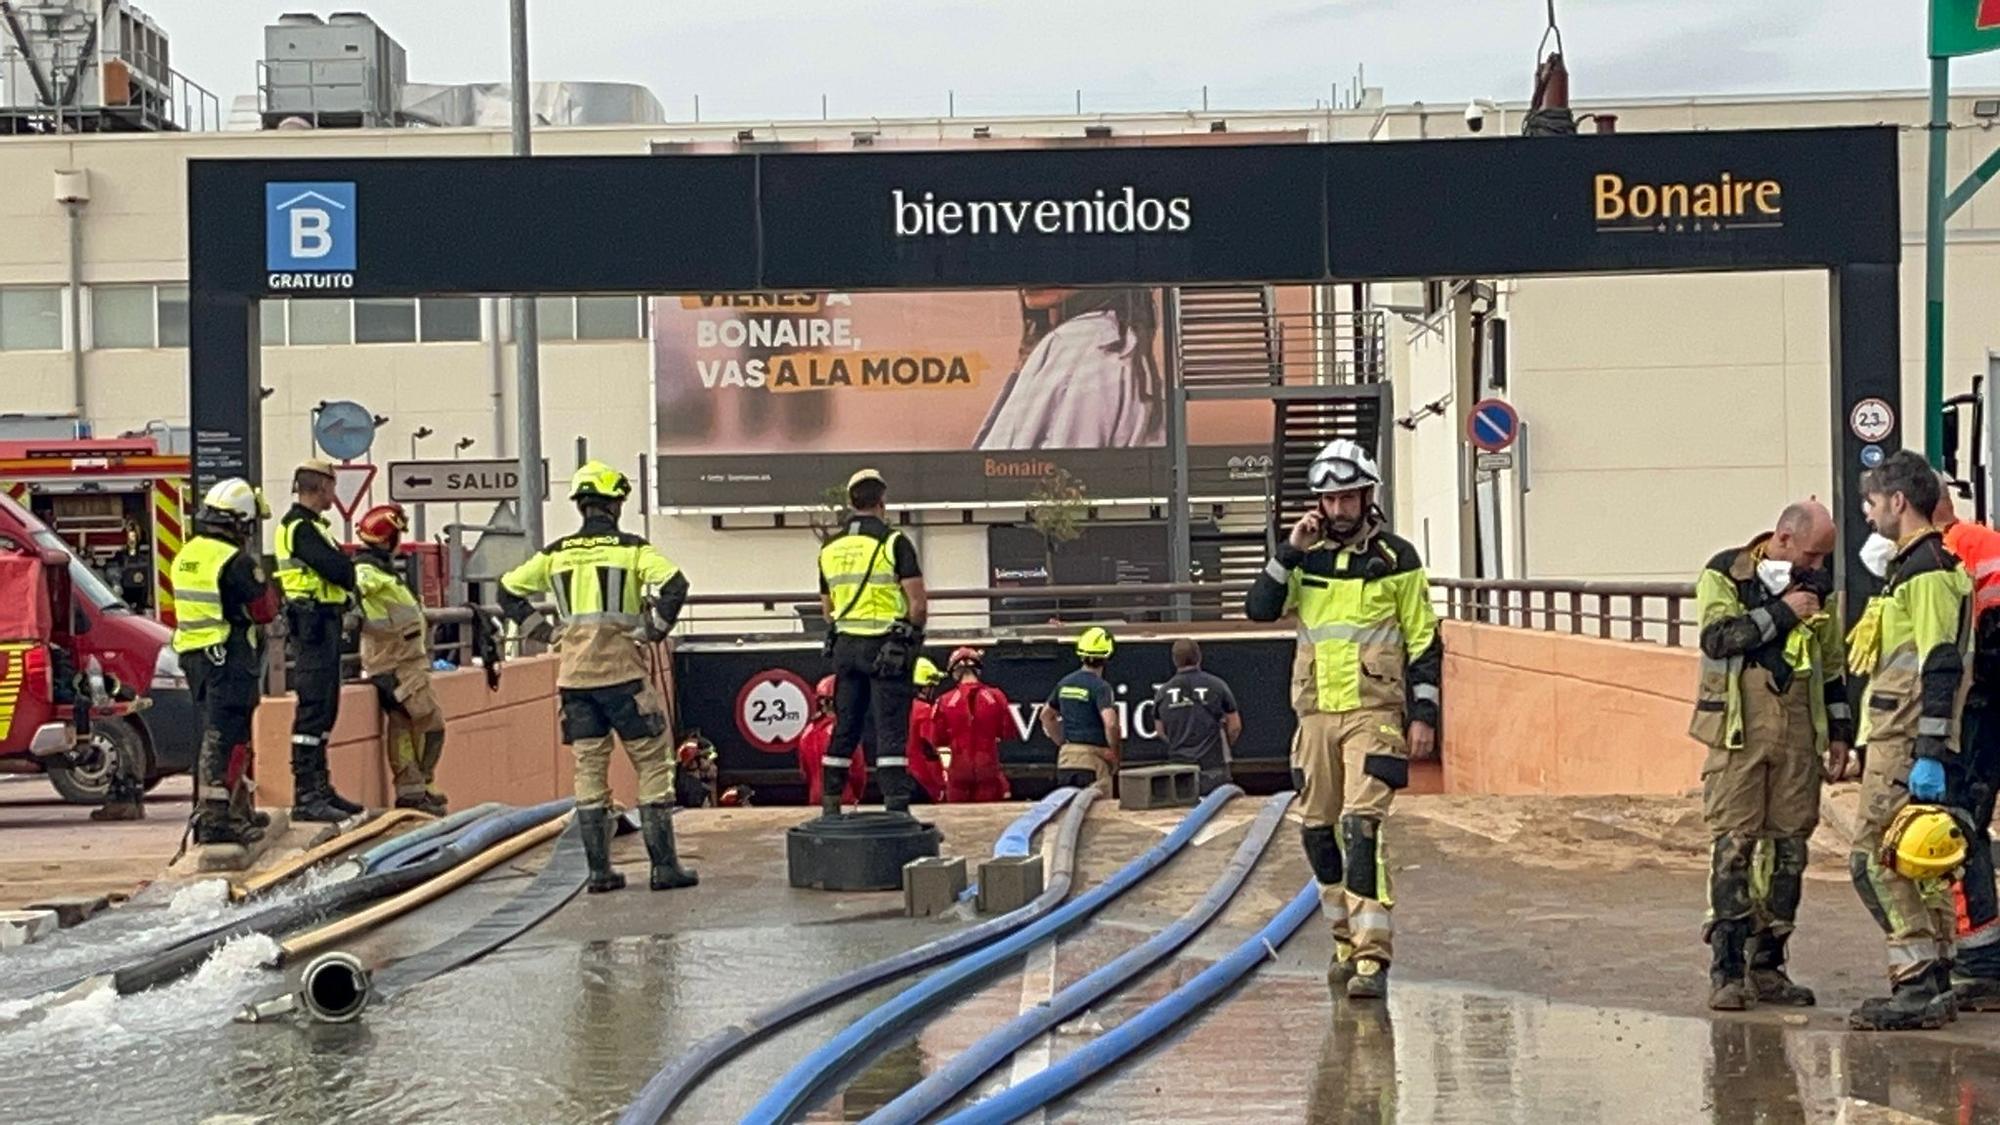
[639,598,675,644]
[519,611,555,646]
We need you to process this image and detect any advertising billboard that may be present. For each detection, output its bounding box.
[651,286,1288,509]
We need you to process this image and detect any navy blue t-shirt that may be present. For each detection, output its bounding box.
[1049,669,1114,747]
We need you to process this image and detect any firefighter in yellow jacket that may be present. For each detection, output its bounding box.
[1245,438,1440,1002]
[1689,500,1849,1012]
[354,504,447,815]
[1845,450,1974,1031]
[499,462,697,894]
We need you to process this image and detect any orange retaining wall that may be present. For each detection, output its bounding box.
[250,654,640,809]
[1439,620,1703,796]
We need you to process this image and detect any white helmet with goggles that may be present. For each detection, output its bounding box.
[1306,439,1381,494]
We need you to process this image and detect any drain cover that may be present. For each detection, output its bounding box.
[787,811,942,891]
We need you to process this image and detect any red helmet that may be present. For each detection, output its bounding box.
[720,785,752,807]
[815,675,837,702]
[948,646,983,674]
[356,503,410,547]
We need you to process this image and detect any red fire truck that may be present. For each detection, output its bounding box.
[0,437,189,625]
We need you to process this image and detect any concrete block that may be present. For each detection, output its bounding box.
[25,895,109,928]
[1119,764,1199,810]
[903,855,968,917]
[0,909,60,949]
[976,854,1044,915]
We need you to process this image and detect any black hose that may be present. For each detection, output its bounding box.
[617,790,1101,1125]
[109,800,571,996]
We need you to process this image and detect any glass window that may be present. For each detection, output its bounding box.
[92,285,155,349]
[288,299,351,345]
[355,297,417,344]
[260,299,288,346]
[419,297,481,342]
[576,295,641,340]
[0,287,64,351]
[535,295,575,340]
[157,284,189,348]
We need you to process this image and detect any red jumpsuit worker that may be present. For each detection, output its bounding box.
[905,657,949,802]
[933,647,1013,803]
[801,675,866,807]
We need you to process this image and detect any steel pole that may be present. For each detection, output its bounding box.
[1925,56,1950,466]
[1163,290,1191,622]
[509,0,544,546]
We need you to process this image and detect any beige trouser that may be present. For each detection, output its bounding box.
[561,682,677,808]
[383,676,447,801]
[1057,743,1115,796]
[1295,709,1402,966]
[1853,728,1955,983]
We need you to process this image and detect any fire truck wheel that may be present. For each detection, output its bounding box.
[46,719,152,805]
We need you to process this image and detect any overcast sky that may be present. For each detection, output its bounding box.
[143,0,2000,122]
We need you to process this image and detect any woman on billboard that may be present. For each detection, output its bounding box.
[975,287,1165,450]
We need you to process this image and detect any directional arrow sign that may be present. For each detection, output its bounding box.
[387,458,549,504]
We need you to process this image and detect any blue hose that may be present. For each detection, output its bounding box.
[958,788,1076,904]
[938,880,1319,1125]
[618,790,1096,1125]
[741,786,1242,1124]
[358,803,506,873]
[867,791,1294,1125]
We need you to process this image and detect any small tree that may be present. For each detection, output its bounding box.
[1026,468,1088,585]
[810,483,851,544]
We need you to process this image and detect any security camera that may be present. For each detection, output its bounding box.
[1464,101,1487,133]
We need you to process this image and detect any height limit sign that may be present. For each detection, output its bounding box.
[387,458,549,504]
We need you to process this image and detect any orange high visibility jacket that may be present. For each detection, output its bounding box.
[1944,519,2000,620]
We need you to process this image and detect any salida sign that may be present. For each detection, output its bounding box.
[386,458,548,504]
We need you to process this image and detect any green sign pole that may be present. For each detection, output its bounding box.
[1926,55,1950,468]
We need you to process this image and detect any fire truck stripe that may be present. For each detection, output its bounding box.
[155,479,183,626]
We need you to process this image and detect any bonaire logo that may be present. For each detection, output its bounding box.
[1593,171,1782,234]
[266,181,357,290]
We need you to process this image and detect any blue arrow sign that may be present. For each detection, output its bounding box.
[1467,398,1520,453]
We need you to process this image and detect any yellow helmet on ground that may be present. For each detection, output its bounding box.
[570,460,631,502]
[1883,804,1967,881]
[1076,626,1115,660]
[913,656,944,687]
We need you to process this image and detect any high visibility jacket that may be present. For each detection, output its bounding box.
[171,535,241,654]
[1859,530,1973,749]
[356,554,429,678]
[1244,524,1442,729]
[1944,519,2000,620]
[499,517,683,689]
[276,511,348,605]
[1689,536,1851,753]
[819,524,908,636]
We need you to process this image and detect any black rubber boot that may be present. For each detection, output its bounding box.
[92,775,146,822]
[1931,961,1961,1022]
[641,803,699,890]
[192,799,260,846]
[880,765,913,815]
[820,766,847,818]
[1327,938,1356,993]
[1849,968,1953,1031]
[324,786,364,817]
[1952,943,2000,1010]
[1748,930,1815,1007]
[1345,958,1388,1001]
[578,805,626,893]
[291,769,348,823]
[1707,918,1753,1011]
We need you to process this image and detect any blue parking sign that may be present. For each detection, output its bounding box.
[266,182,356,271]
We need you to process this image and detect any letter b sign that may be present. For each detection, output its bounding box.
[266,182,356,272]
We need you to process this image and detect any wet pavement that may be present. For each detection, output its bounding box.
[1,798,1996,1124]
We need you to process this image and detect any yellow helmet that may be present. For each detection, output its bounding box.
[1883,804,1967,881]
[570,460,631,503]
[913,656,944,687]
[1076,626,1115,660]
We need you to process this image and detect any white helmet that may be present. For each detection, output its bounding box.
[1306,439,1380,494]
[199,478,268,524]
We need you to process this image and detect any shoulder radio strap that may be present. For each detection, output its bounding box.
[830,531,892,624]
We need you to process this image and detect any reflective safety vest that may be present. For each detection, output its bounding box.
[1284,534,1436,714]
[500,529,680,689]
[818,527,907,637]
[276,512,347,605]
[1688,541,1845,753]
[356,558,429,676]
[171,535,241,654]
[1860,531,1973,748]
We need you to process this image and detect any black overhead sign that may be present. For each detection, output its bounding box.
[187,125,1898,300]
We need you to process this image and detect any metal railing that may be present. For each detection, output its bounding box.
[1431,577,1699,648]
[259,605,530,695]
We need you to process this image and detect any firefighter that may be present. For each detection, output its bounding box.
[816,468,927,817]
[801,675,866,808]
[276,460,363,823]
[675,731,720,809]
[172,478,281,846]
[907,656,948,802]
[1688,500,1848,1011]
[1041,628,1121,796]
[1933,481,2000,1007]
[1245,438,1440,1002]
[498,461,697,894]
[353,504,447,815]
[1845,450,1973,1031]
[934,646,1013,803]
